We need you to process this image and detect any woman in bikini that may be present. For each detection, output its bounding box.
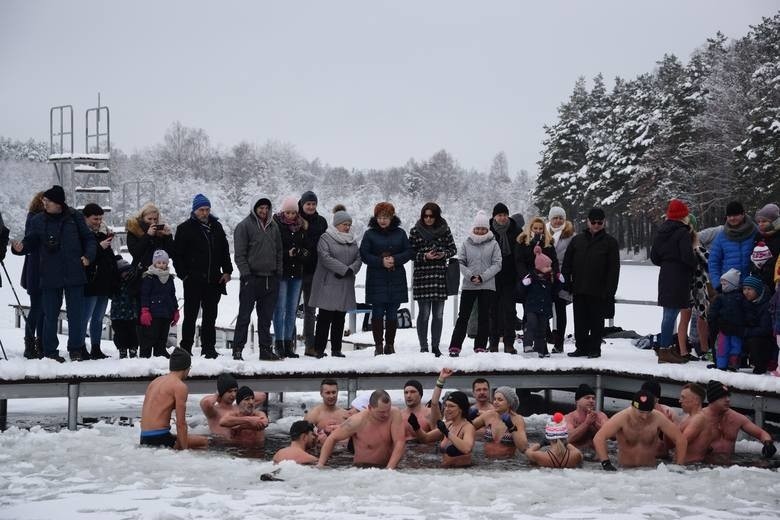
[524,412,582,468]
[408,368,475,467]
[470,386,527,457]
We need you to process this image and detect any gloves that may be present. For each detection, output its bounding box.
[762,441,777,459]
[522,275,532,286]
[501,413,517,433]
[171,309,180,326]
[436,419,449,438]
[139,307,152,327]
[601,460,617,471]
[407,413,420,432]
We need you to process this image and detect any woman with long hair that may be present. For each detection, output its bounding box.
[17,192,45,359]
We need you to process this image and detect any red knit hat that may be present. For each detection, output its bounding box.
[666,199,689,220]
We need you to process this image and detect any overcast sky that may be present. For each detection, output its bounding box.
[1,1,777,174]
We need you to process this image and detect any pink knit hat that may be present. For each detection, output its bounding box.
[280,195,299,213]
[534,245,552,271]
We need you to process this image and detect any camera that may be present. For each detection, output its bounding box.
[154,224,165,230]
[45,235,60,253]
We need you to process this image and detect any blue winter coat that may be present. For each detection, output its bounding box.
[19,208,96,289]
[140,272,178,319]
[360,216,413,304]
[708,225,757,289]
[708,289,746,336]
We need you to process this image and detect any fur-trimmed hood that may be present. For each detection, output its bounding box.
[548,219,574,240]
[126,217,146,238]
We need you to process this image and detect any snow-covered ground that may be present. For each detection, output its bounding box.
[1,255,779,519]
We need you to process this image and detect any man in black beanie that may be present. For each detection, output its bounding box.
[140,348,208,449]
[562,207,620,358]
[708,200,757,291]
[218,385,269,446]
[402,379,432,440]
[488,202,521,354]
[200,373,267,437]
[565,383,608,449]
[298,190,328,357]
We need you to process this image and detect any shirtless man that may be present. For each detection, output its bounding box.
[677,383,711,463]
[218,386,269,446]
[199,374,267,437]
[467,378,494,421]
[273,420,318,465]
[641,379,677,458]
[401,379,432,441]
[678,383,705,430]
[306,378,352,443]
[565,383,608,450]
[140,348,208,449]
[594,389,687,469]
[317,389,406,469]
[686,380,776,464]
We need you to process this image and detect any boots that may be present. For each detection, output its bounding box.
[284,340,299,358]
[23,337,37,359]
[384,320,397,355]
[371,319,384,356]
[128,348,138,358]
[304,341,318,358]
[551,330,564,353]
[90,343,109,359]
[259,345,281,361]
[504,340,517,354]
[153,345,170,359]
[118,348,128,359]
[201,347,219,359]
[657,347,687,364]
[274,340,286,358]
[431,345,442,358]
[78,344,91,361]
[488,337,499,353]
[34,338,43,359]
[232,345,244,361]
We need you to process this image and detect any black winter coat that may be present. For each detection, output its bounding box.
[173,215,233,284]
[524,272,555,318]
[360,216,413,304]
[744,291,773,338]
[274,214,311,279]
[126,217,175,274]
[490,217,521,284]
[561,229,620,299]
[85,230,119,297]
[140,272,178,319]
[708,289,746,336]
[650,219,696,308]
[301,211,328,276]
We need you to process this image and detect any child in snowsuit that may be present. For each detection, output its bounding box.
[139,250,179,358]
[742,275,776,374]
[521,246,559,357]
[708,268,746,371]
[111,256,139,358]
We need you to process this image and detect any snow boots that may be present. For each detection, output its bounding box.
[372,319,384,356]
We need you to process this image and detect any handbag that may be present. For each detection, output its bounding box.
[445,258,460,296]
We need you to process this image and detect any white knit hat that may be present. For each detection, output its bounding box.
[472,210,490,230]
[548,206,566,220]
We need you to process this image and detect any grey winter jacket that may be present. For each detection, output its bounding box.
[458,234,502,292]
[309,230,362,312]
[233,211,283,278]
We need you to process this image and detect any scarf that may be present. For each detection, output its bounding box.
[326,226,355,245]
[469,230,494,244]
[144,265,171,284]
[492,220,511,256]
[724,217,756,242]
[277,211,301,232]
[413,218,450,244]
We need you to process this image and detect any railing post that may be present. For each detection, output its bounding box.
[349,312,357,336]
[0,399,6,431]
[754,395,765,428]
[68,383,80,430]
[595,374,604,413]
[347,377,357,406]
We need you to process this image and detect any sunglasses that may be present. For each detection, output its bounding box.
[423,214,435,219]
[589,220,604,225]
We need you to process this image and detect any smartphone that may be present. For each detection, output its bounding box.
[154,224,165,230]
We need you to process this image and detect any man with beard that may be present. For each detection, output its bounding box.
[218,386,269,446]
[400,379,432,440]
[273,420,318,464]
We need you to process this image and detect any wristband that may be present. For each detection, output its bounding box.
[436,379,445,388]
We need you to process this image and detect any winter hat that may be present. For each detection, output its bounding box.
[43,185,66,206]
[742,275,764,294]
[332,204,352,227]
[545,412,568,440]
[116,256,132,273]
[666,199,689,221]
[169,347,191,371]
[548,206,566,221]
[472,210,490,230]
[494,386,519,412]
[192,194,211,212]
[725,201,744,216]
[82,203,104,217]
[641,379,662,401]
[631,389,655,412]
[254,198,272,212]
[152,249,169,264]
[533,245,552,271]
[492,202,509,217]
[299,190,318,205]
[404,379,423,398]
[751,242,773,265]
[280,195,299,213]
[444,391,471,418]
[587,207,606,222]
[217,373,238,397]
[236,386,254,404]
[575,383,595,401]
[706,380,730,403]
[720,268,741,292]
[755,203,779,222]
[374,201,395,218]
[289,420,315,439]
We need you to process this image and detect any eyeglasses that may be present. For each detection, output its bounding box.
[589,220,604,225]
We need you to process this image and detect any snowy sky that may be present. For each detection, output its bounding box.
[0,1,777,173]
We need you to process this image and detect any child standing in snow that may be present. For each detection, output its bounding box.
[521,246,558,358]
[139,250,179,358]
[111,256,139,359]
[708,268,746,371]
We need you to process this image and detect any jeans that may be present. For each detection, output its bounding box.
[371,302,400,324]
[273,278,303,341]
[658,307,680,348]
[41,285,85,355]
[234,275,278,349]
[82,295,109,346]
[25,289,45,339]
[301,274,316,348]
[416,299,445,349]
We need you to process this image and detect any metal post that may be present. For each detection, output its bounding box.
[595,374,604,413]
[409,289,415,321]
[347,378,357,406]
[349,312,357,335]
[543,389,552,408]
[754,396,765,428]
[68,383,80,431]
[452,294,459,327]
[0,399,6,431]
